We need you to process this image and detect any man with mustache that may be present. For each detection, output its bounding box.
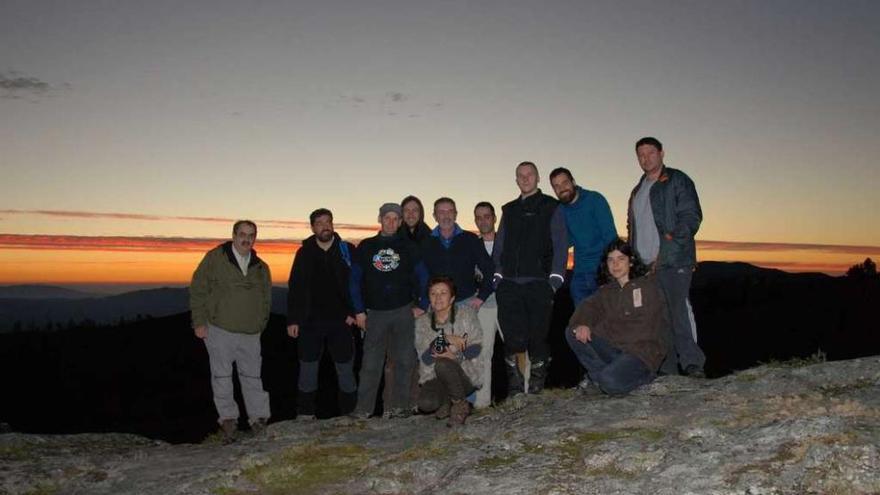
[190,220,272,442]
[549,167,617,307]
[287,208,359,419]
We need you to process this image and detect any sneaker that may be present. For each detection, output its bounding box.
[219,419,237,444]
[348,411,371,420]
[683,365,706,379]
[434,401,451,420]
[576,377,602,397]
[383,407,412,419]
[447,399,470,427]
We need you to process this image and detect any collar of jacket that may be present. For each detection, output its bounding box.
[519,188,546,205]
[644,165,670,184]
[222,241,261,268]
[431,223,463,239]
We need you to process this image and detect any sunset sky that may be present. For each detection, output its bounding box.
[2,1,879,289]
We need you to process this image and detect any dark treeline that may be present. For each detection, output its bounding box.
[0,261,877,444]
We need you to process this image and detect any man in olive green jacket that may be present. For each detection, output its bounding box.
[190,220,272,440]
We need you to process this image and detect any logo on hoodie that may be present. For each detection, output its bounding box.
[372,248,400,272]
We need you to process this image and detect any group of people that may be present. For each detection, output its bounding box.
[189,136,707,440]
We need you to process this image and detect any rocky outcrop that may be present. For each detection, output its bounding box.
[2,356,878,495]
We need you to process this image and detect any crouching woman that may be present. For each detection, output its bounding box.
[566,238,668,396]
[414,276,483,426]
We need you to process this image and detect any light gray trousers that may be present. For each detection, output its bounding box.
[205,324,271,424]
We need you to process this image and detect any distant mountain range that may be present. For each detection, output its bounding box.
[0,286,289,332]
[0,284,100,299]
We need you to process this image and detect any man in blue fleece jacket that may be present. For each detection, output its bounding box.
[549,167,618,306]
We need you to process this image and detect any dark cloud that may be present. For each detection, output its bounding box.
[0,71,67,100]
[387,92,406,102]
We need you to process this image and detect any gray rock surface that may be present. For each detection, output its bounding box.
[2,356,879,494]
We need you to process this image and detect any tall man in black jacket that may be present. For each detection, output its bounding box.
[287,208,358,418]
[349,203,429,418]
[493,162,568,396]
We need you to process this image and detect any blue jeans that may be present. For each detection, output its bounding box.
[569,271,599,307]
[565,331,655,396]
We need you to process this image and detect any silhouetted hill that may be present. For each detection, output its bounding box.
[0,262,877,444]
[0,284,98,299]
[0,286,290,332]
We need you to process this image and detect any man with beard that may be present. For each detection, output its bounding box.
[350,203,429,418]
[627,136,706,378]
[549,167,617,306]
[190,220,272,442]
[287,208,358,419]
[493,162,568,396]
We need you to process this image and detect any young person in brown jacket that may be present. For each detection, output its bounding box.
[565,238,668,396]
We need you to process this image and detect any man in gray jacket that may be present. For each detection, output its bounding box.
[627,137,706,378]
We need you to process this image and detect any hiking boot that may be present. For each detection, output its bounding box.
[348,410,371,420]
[576,377,602,397]
[434,401,451,420]
[219,419,237,444]
[504,356,525,397]
[447,399,470,427]
[528,360,549,395]
[382,407,413,420]
[250,418,268,435]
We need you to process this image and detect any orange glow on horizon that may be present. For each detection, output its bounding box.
[1,234,878,285]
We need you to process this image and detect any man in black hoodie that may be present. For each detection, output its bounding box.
[350,203,429,418]
[287,209,358,418]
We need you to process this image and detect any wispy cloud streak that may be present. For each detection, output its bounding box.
[697,240,880,256]
[0,234,301,254]
[0,209,377,232]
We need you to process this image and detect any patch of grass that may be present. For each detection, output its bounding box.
[478,453,519,470]
[761,351,826,369]
[818,378,876,397]
[22,482,60,495]
[0,442,32,461]
[734,372,760,383]
[242,442,371,495]
[391,431,463,463]
[554,428,665,468]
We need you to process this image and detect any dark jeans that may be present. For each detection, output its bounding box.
[656,267,706,372]
[565,332,655,396]
[417,358,475,413]
[354,305,415,415]
[496,279,554,362]
[296,318,356,415]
